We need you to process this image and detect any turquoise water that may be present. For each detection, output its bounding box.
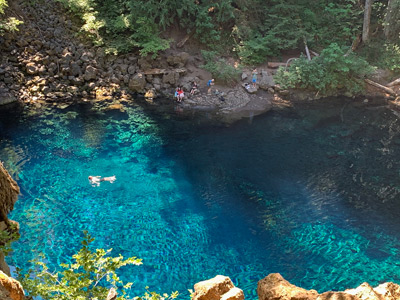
[1,98,400,298]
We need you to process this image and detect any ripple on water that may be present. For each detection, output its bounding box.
[2,99,400,298]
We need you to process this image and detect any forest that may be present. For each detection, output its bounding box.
[1,0,400,95]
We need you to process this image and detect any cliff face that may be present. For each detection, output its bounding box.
[0,162,19,225]
[0,162,24,299]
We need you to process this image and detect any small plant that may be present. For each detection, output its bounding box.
[0,222,20,256]
[0,0,23,35]
[18,231,179,300]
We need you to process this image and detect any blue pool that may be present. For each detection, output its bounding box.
[1,97,400,299]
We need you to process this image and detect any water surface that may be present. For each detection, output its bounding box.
[1,98,400,298]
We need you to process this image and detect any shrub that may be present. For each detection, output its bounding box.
[201,50,242,85]
[18,231,179,300]
[0,0,23,35]
[275,43,375,96]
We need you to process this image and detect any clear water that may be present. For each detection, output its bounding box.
[1,97,400,299]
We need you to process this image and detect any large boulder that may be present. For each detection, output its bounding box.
[257,273,318,300]
[162,71,180,85]
[0,271,24,300]
[0,88,16,106]
[258,70,275,91]
[128,73,146,92]
[167,52,190,68]
[192,275,244,300]
[258,273,400,300]
[84,65,98,81]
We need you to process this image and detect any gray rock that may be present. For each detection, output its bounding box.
[84,65,97,81]
[0,89,16,105]
[162,71,179,85]
[258,70,275,90]
[127,65,136,75]
[26,62,38,75]
[128,73,146,92]
[69,63,81,76]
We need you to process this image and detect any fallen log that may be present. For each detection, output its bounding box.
[365,79,397,96]
[387,78,400,87]
[177,31,194,48]
[143,68,186,75]
[267,62,287,68]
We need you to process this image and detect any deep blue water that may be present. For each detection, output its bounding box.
[1,98,400,299]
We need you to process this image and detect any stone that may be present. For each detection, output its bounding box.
[70,62,81,76]
[192,275,243,300]
[127,65,136,75]
[0,90,16,106]
[220,287,244,300]
[243,83,257,94]
[167,52,190,67]
[257,273,400,300]
[258,70,275,90]
[162,71,180,85]
[0,271,24,300]
[84,65,97,81]
[257,273,319,300]
[128,73,146,92]
[26,62,38,75]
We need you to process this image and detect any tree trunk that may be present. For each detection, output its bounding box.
[365,79,397,96]
[384,0,400,41]
[362,0,373,43]
[384,0,392,38]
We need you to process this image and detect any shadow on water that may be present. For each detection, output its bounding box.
[2,97,400,298]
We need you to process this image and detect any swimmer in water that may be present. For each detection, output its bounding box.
[88,175,116,186]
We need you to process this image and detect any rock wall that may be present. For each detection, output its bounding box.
[0,163,23,299]
[0,162,19,225]
[0,0,193,107]
[257,273,400,300]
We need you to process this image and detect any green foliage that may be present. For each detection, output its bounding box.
[0,0,23,35]
[275,43,375,95]
[201,50,241,85]
[18,231,178,300]
[233,0,363,64]
[360,41,400,73]
[55,0,104,44]
[0,222,19,256]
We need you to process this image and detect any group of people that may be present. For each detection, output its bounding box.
[173,69,258,102]
[174,87,185,102]
[174,81,200,102]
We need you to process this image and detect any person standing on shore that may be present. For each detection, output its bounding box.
[207,79,214,95]
[252,69,258,88]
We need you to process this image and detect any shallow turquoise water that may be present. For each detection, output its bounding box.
[1,98,400,298]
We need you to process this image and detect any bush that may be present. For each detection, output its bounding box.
[0,0,23,35]
[360,41,400,74]
[201,50,242,85]
[275,43,375,95]
[18,231,179,300]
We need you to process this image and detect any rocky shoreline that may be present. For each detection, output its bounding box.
[0,0,280,123]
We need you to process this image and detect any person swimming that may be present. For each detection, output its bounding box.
[88,175,116,186]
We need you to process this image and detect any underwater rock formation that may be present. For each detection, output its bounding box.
[257,273,400,300]
[192,275,244,300]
